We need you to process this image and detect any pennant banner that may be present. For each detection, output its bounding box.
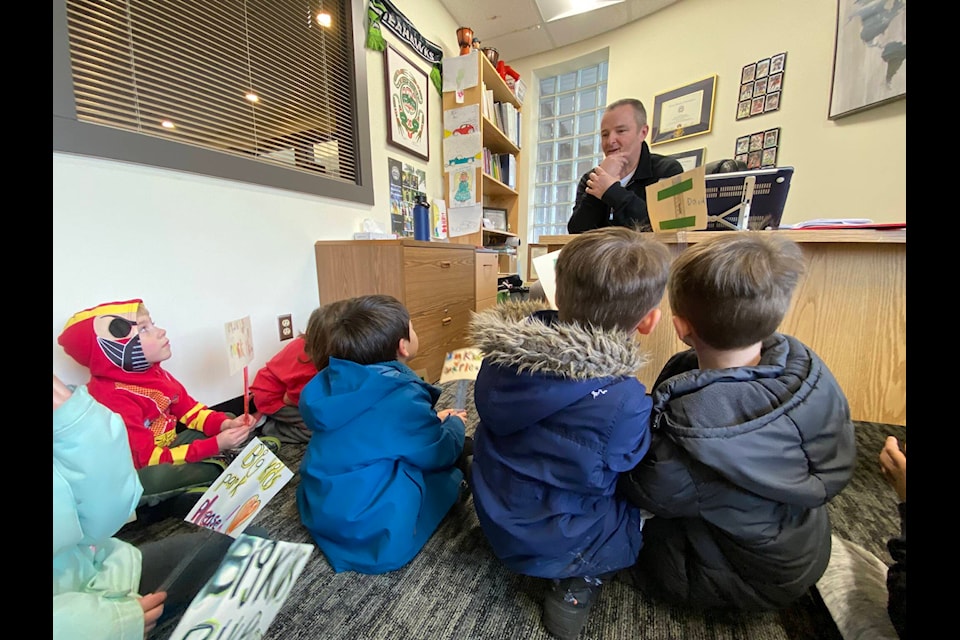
[367,0,443,92]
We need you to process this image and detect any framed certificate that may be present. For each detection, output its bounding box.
[650,75,717,146]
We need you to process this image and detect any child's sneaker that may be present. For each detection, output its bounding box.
[542,576,602,640]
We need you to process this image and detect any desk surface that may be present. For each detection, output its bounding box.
[538,228,906,426]
[540,228,906,247]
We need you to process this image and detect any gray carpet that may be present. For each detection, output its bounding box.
[119,381,905,640]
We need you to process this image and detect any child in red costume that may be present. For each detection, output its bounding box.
[57,299,256,510]
[250,306,324,444]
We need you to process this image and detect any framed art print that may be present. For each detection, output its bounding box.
[763,128,780,149]
[761,147,778,168]
[753,77,768,97]
[749,133,764,152]
[650,75,717,146]
[755,58,771,79]
[739,84,754,101]
[666,148,705,172]
[767,72,783,93]
[741,63,756,84]
[770,52,787,74]
[750,97,765,116]
[828,1,905,119]
[764,92,781,113]
[385,45,430,161]
[736,135,750,155]
[737,100,751,121]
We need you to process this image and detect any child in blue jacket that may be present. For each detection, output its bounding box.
[296,294,469,574]
[468,227,671,640]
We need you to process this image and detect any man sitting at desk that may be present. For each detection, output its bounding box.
[567,98,683,234]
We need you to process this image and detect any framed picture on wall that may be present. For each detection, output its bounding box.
[828,1,905,119]
[764,92,781,113]
[666,148,705,172]
[755,58,771,79]
[650,75,717,146]
[384,45,430,161]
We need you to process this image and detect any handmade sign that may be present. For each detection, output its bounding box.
[168,533,314,640]
[185,437,294,537]
[645,165,707,232]
[224,315,255,415]
[440,348,484,411]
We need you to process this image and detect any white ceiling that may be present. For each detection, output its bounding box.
[438,0,681,63]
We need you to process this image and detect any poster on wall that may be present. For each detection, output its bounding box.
[828,0,905,119]
[385,45,430,160]
[388,157,405,236]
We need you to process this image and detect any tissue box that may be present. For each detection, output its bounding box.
[353,232,397,240]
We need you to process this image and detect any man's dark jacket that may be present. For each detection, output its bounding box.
[618,333,856,610]
[567,141,683,233]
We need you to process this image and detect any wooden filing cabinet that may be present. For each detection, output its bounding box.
[475,250,499,311]
[314,239,476,383]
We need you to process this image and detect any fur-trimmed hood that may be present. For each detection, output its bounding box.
[468,300,650,380]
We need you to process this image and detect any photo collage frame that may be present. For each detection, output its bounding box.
[736,52,786,121]
[735,127,780,170]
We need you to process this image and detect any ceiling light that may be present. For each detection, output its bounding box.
[316,11,332,28]
[161,120,175,129]
[245,92,259,103]
[535,0,624,22]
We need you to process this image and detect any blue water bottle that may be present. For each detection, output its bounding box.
[413,195,431,241]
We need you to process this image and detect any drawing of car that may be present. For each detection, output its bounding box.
[451,123,476,135]
[449,155,472,165]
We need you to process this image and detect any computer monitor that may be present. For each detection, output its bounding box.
[705,167,794,231]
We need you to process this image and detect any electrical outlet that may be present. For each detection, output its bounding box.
[277,314,294,341]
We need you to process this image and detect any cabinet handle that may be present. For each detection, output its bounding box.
[442,316,452,326]
[440,261,451,268]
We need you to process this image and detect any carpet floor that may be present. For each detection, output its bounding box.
[118,382,905,640]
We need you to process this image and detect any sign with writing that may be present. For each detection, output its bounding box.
[185,438,293,537]
[168,533,313,640]
[645,165,708,231]
[224,316,254,376]
[439,347,484,383]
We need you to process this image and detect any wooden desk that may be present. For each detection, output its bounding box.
[540,230,906,426]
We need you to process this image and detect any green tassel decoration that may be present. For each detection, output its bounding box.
[430,65,442,94]
[366,8,386,52]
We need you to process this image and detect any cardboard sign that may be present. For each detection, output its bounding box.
[645,165,708,232]
[168,534,313,640]
[224,316,254,376]
[185,438,294,537]
[532,249,562,310]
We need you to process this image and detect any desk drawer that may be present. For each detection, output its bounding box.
[408,300,474,382]
[403,246,475,309]
[476,251,499,305]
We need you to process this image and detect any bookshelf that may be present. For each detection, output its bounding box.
[443,50,522,279]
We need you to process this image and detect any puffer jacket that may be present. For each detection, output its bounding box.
[618,333,856,610]
[469,301,653,579]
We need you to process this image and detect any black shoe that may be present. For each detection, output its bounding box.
[542,577,602,640]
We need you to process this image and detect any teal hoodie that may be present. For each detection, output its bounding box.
[54,384,146,640]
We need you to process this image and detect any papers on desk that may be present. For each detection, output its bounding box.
[779,218,873,229]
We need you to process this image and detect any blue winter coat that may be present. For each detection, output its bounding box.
[296,358,465,574]
[468,304,652,579]
[618,334,856,610]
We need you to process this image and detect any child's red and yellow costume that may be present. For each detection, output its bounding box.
[58,299,228,469]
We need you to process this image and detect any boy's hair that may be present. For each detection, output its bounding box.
[304,294,411,370]
[668,233,805,350]
[555,227,671,331]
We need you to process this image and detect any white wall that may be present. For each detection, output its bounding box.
[53,3,462,404]
[53,0,906,404]
[510,0,906,243]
